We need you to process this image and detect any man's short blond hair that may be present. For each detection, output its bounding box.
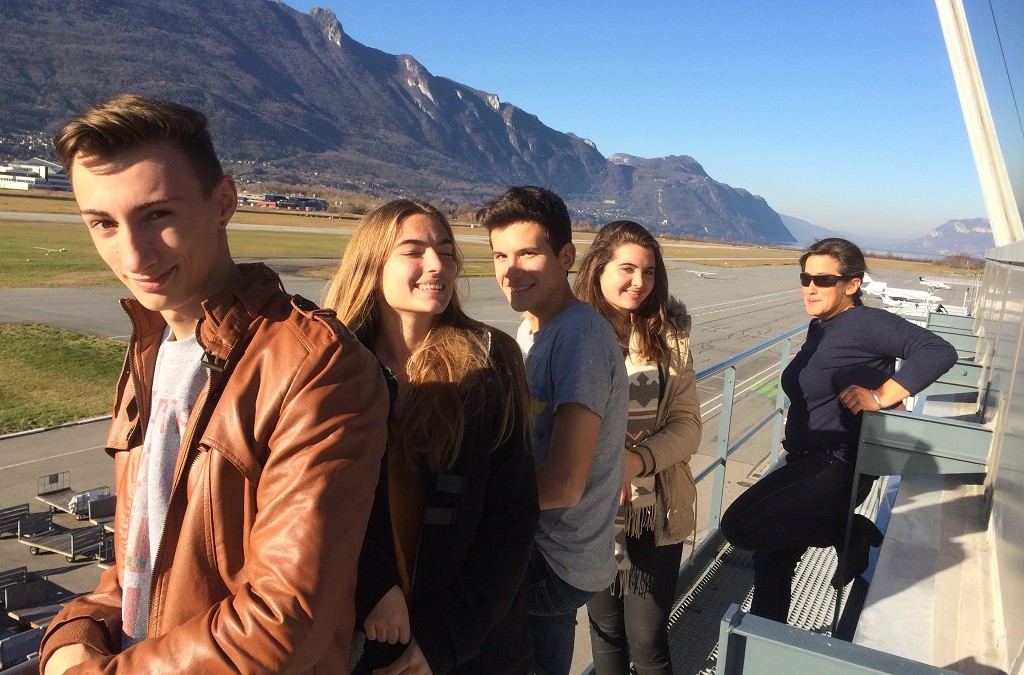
[54,94,224,196]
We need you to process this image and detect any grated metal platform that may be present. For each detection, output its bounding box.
[665,478,889,675]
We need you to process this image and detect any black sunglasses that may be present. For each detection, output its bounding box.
[799,273,855,288]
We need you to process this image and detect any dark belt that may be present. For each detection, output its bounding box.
[783,440,854,464]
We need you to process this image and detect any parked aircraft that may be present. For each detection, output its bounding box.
[919,276,952,290]
[862,273,943,305]
[688,270,717,278]
[861,273,888,297]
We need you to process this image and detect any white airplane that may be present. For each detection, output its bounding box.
[862,273,943,304]
[861,273,888,297]
[33,247,67,255]
[881,295,947,314]
[687,270,717,279]
[919,276,952,290]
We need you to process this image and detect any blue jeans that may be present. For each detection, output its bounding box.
[524,548,594,675]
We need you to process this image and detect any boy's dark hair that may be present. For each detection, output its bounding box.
[476,185,573,254]
[54,94,224,196]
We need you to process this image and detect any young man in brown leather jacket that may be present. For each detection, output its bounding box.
[39,94,389,674]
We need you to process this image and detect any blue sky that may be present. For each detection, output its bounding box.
[286,1,988,239]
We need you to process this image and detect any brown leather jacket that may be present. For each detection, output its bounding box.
[39,263,388,674]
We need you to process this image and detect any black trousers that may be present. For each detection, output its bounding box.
[720,450,873,623]
[586,527,684,675]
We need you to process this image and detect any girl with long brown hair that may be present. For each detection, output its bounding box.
[324,200,538,675]
[574,220,702,675]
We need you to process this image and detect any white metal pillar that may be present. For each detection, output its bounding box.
[935,0,1024,246]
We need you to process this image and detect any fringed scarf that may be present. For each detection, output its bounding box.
[614,338,661,596]
[611,473,658,596]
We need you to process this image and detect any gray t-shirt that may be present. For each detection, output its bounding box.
[517,301,628,592]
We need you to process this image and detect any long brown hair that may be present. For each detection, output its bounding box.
[574,220,669,363]
[324,200,530,470]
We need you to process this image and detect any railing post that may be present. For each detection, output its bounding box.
[708,366,737,532]
[770,337,792,466]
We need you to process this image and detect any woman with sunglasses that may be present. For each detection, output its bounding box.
[573,221,702,675]
[721,237,956,624]
[324,200,538,674]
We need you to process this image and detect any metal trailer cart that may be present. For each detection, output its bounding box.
[35,472,111,521]
[0,505,30,538]
[0,568,28,609]
[87,494,116,533]
[16,513,113,563]
[0,626,44,671]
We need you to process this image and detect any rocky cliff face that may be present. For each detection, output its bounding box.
[587,155,791,243]
[0,0,793,243]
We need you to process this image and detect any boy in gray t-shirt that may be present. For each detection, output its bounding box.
[480,186,627,675]
[516,302,627,592]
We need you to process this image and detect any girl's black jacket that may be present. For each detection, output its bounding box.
[352,330,539,675]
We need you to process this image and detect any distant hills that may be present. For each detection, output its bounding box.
[897,218,994,257]
[0,0,793,244]
[781,214,994,258]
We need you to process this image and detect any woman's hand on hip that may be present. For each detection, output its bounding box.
[839,385,881,414]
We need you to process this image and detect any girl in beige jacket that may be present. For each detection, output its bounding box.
[575,220,703,675]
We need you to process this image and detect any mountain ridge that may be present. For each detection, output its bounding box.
[2,1,795,241]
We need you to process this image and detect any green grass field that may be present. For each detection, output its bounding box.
[1,215,500,288]
[0,323,125,434]
[0,190,80,214]
[1,220,115,287]
[1,189,968,284]
[0,219,360,288]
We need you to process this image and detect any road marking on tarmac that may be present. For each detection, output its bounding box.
[0,445,104,471]
[751,377,780,398]
[698,362,784,416]
[689,290,794,316]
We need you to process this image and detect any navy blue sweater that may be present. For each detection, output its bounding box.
[781,305,958,452]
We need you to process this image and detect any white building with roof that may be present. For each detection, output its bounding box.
[0,158,71,191]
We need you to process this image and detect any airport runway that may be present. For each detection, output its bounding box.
[0,257,813,356]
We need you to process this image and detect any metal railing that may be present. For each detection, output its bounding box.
[683,324,804,575]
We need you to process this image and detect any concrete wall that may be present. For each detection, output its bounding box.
[976,241,1024,673]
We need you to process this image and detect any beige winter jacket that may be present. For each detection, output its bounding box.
[632,300,703,546]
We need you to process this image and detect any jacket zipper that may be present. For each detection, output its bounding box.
[408,533,423,598]
[115,306,145,542]
[406,458,432,599]
[123,306,145,443]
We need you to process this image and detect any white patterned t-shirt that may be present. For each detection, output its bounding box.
[121,328,207,647]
